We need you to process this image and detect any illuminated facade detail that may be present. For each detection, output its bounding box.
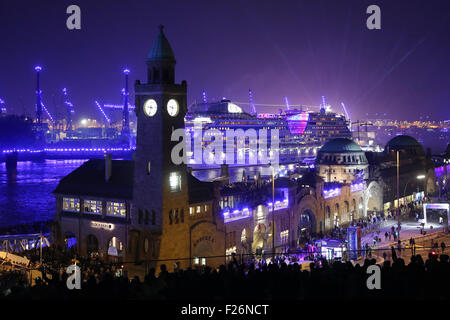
[223,207,251,223]
[83,199,103,214]
[63,197,80,212]
[106,202,126,217]
[323,188,341,199]
[350,182,365,193]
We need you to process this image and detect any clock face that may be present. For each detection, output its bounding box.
[167,99,179,117]
[143,99,157,117]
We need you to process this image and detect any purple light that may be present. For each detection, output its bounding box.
[323,187,341,199]
[287,112,309,134]
[123,68,130,75]
[223,207,252,223]
[34,66,42,72]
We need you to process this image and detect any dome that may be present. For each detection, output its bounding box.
[319,138,362,153]
[147,25,175,62]
[385,135,423,153]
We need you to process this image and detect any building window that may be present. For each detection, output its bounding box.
[63,197,80,212]
[204,204,208,212]
[169,172,181,192]
[138,209,143,224]
[169,210,173,224]
[106,202,126,217]
[189,207,194,215]
[280,230,289,244]
[180,209,184,223]
[196,206,201,213]
[144,238,149,254]
[144,210,149,224]
[226,246,237,258]
[174,209,179,224]
[151,210,156,225]
[84,199,102,214]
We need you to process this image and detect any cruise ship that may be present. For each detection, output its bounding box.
[185,98,351,168]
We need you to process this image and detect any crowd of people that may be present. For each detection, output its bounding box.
[1,247,449,300]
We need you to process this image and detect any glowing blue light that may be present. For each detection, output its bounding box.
[41,103,54,123]
[123,68,130,75]
[95,101,111,123]
[35,66,42,72]
[323,187,341,199]
[103,104,135,110]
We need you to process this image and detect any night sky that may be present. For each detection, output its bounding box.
[0,0,449,121]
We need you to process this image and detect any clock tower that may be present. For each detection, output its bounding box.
[132,25,189,261]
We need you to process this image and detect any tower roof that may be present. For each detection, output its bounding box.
[319,138,362,153]
[147,25,176,62]
[384,135,423,153]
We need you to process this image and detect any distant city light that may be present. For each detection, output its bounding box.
[80,119,88,126]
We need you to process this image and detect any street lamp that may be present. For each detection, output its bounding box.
[271,164,275,260]
[396,151,400,241]
[403,175,426,198]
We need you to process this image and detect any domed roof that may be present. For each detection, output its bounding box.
[147,25,175,62]
[385,135,422,152]
[319,138,362,153]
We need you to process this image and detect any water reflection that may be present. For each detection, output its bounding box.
[0,159,286,228]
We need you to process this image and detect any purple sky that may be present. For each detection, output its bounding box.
[0,0,449,121]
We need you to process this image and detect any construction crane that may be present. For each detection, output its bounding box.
[121,68,130,139]
[249,89,256,115]
[62,88,74,131]
[95,100,111,125]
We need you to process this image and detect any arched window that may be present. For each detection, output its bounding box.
[144,210,149,225]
